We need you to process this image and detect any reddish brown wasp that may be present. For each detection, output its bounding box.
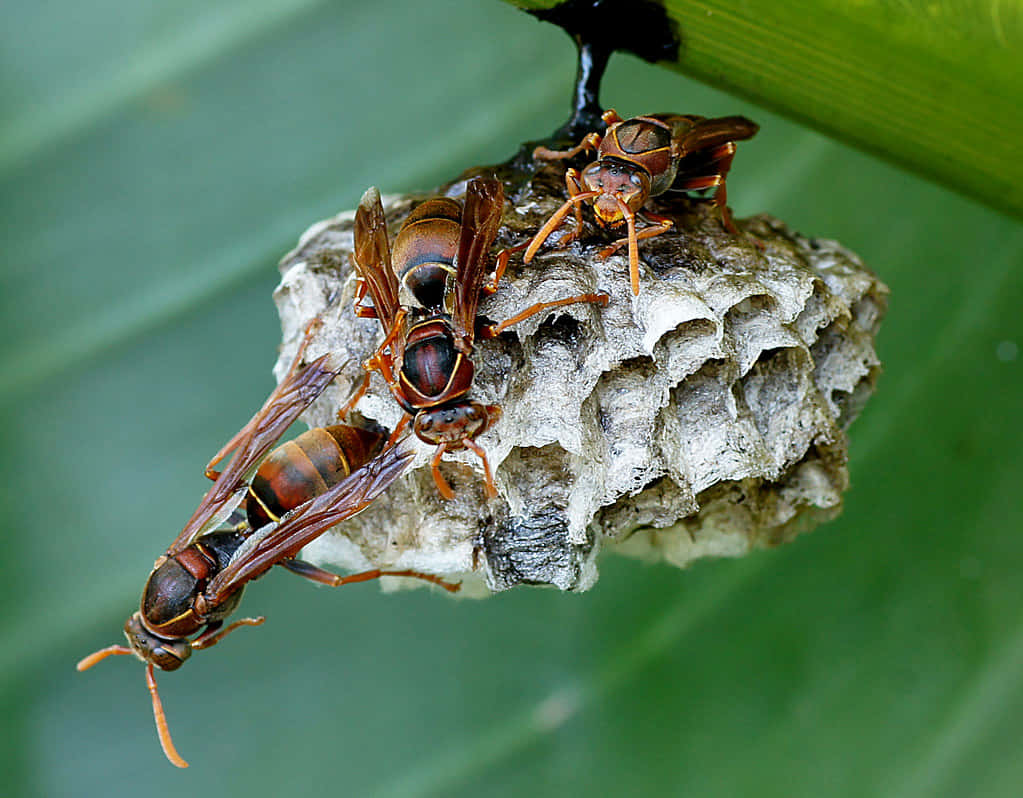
[526,109,759,294]
[344,177,608,500]
[77,326,457,768]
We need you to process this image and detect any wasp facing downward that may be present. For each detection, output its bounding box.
[77,325,457,768]
[526,109,759,294]
[344,177,609,500]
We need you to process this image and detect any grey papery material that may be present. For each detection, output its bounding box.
[270,171,886,596]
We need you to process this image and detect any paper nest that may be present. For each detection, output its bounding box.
[270,165,887,595]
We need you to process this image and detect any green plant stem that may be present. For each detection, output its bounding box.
[510,0,1023,218]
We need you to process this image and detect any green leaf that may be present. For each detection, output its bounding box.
[511,0,1023,218]
[2,0,1022,795]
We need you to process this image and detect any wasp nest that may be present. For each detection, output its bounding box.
[271,162,887,595]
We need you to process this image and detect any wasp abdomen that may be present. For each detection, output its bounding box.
[246,425,385,529]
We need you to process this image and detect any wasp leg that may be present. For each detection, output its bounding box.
[336,371,371,421]
[384,414,412,448]
[675,173,736,229]
[597,211,675,292]
[600,109,626,127]
[430,443,455,501]
[555,169,590,250]
[190,617,266,650]
[675,142,761,247]
[462,438,498,499]
[486,240,530,294]
[533,131,602,161]
[336,308,408,420]
[481,292,609,339]
[281,559,461,593]
[352,273,380,319]
[523,182,601,265]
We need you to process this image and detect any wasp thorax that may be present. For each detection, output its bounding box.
[123,613,192,671]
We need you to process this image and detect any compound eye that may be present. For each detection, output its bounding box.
[150,641,191,672]
[581,163,603,189]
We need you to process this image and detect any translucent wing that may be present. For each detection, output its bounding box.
[353,186,402,330]
[203,437,415,599]
[450,177,504,344]
[672,115,758,157]
[165,353,341,556]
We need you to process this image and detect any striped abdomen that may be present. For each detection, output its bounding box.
[246,425,386,529]
[391,197,462,311]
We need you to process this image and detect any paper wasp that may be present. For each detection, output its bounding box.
[344,177,608,500]
[77,325,457,768]
[526,109,759,294]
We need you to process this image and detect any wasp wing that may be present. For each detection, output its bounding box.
[673,115,758,157]
[165,353,341,556]
[203,437,415,599]
[451,177,504,345]
[353,186,402,331]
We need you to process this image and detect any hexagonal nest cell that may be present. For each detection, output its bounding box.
[270,154,888,595]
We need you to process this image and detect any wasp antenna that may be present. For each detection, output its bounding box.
[146,663,189,769]
[76,644,133,671]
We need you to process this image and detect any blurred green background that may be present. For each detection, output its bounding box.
[2,1,1022,795]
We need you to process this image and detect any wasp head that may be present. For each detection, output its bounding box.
[413,401,501,448]
[123,612,192,672]
[581,160,650,227]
